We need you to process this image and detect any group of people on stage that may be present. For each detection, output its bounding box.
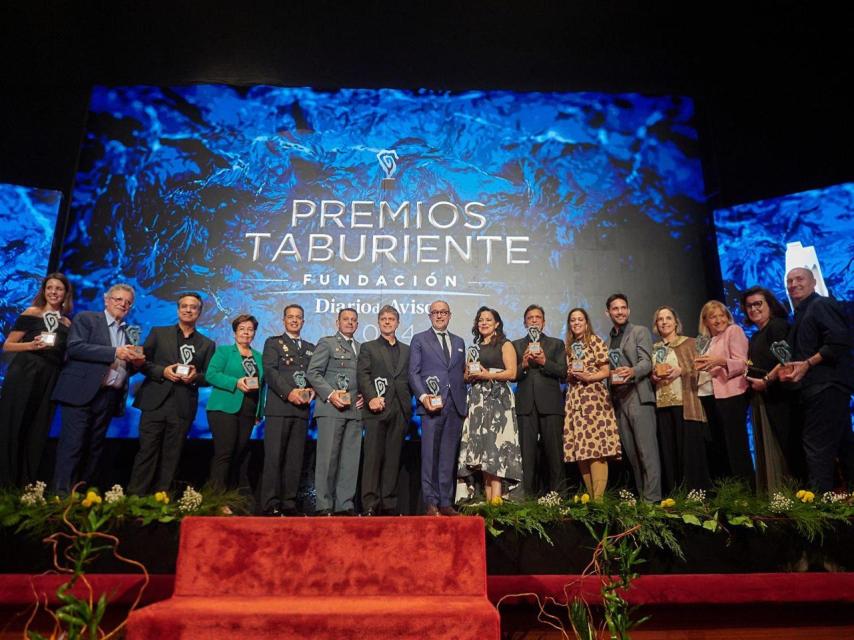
[0,268,852,515]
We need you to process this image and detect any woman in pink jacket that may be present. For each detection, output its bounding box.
[694,300,754,488]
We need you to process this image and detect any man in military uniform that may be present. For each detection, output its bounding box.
[306,308,363,515]
[260,304,316,516]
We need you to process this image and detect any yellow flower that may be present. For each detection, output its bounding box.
[660,498,676,508]
[82,490,102,508]
[154,491,170,504]
[572,495,580,504]
[489,496,503,507]
[799,491,815,503]
[580,494,591,504]
[796,490,806,499]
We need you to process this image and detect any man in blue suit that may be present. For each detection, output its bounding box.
[408,300,467,515]
[52,283,144,493]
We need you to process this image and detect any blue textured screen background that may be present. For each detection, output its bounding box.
[714,182,854,434]
[60,85,709,438]
[714,182,854,325]
[0,183,63,383]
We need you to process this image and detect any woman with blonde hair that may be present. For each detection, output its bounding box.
[650,305,710,493]
[694,300,753,487]
[562,308,620,499]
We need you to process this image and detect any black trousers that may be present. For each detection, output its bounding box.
[361,408,407,512]
[656,406,711,494]
[260,415,308,512]
[701,393,754,488]
[128,396,192,495]
[52,387,122,494]
[801,386,851,492]
[207,404,255,492]
[518,412,566,498]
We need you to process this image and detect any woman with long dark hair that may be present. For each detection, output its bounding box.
[563,307,620,499]
[0,272,74,486]
[741,286,803,490]
[458,306,522,502]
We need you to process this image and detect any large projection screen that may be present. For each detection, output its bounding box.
[60,85,709,437]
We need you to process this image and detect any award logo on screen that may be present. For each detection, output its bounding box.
[176,344,195,377]
[376,149,399,188]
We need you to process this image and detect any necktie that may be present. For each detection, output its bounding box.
[439,332,450,363]
[346,338,355,355]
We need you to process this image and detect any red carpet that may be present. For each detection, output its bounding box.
[126,515,500,640]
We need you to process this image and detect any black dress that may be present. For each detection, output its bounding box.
[0,314,69,486]
[747,317,804,486]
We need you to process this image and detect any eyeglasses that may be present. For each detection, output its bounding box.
[430,310,450,317]
[109,296,133,307]
[745,301,765,310]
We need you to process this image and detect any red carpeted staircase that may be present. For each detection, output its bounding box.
[126,515,500,640]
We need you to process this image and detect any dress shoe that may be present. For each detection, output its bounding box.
[263,506,283,517]
[334,509,357,516]
[314,508,332,516]
[425,504,440,516]
[363,508,377,516]
[439,506,460,516]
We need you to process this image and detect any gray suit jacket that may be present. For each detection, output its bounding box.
[611,322,655,405]
[307,332,361,419]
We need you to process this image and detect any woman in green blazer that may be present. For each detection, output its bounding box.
[207,313,264,491]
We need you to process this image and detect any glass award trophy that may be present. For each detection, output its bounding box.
[425,376,443,409]
[609,349,625,383]
[125,325,144,358]
[40,311,61,346]
[571,341,585,373]
[336,373,351,406]
[653,345,671,378]
[176,344,195,377]
[769,340,793,366]
[242,357,259,389]
[466,345,482,374]
[293,370,310,402]
[374,376,388,398]
[695,334,711,356]
[527,326,542,355]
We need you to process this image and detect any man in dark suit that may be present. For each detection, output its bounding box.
[512,304,568,498]
[357,305,412,516]
[606,293,661,502]
[779,267,854,491]
[127,292,215,495]
[52,283,144,494]
[260,303,316,516]
[306,308,363,515]
[408,299,466,515]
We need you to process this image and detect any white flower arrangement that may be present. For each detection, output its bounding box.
[104,484,125,504]
[618,489,637,506]
[537,491,562,507]
[769,492,793,513]
[177,486,203,512]
[685,489,707,504]
[20,481,47,507]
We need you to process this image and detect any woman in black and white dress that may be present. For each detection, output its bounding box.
[458,306,522,502]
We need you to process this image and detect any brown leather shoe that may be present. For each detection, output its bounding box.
[438,506,460,516]
[425,504,440,516]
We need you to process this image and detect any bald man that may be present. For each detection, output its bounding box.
[778,267,853,491]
